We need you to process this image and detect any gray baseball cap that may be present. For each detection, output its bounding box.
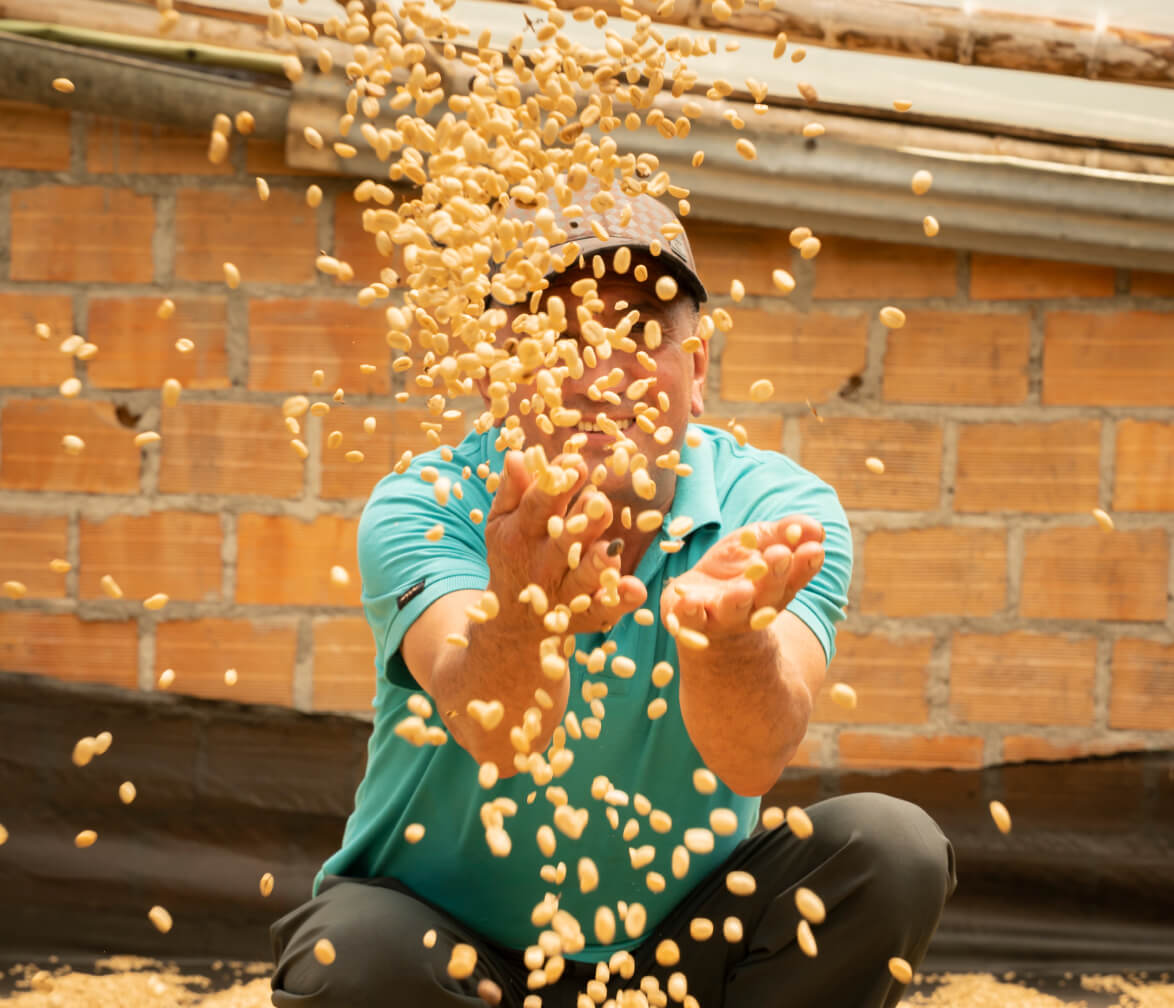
[491,174,708,305]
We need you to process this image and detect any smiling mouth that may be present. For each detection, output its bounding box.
[576,418,633,434]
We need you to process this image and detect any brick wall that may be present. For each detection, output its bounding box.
[1,99,1172,770]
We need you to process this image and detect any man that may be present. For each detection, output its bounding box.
[271,181,955,1007]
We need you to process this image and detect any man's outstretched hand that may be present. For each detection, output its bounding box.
[486,450,647,634]
[660,515,825,638]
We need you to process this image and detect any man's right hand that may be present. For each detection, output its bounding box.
[485,450,647,634]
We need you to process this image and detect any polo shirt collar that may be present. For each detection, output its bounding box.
[668,424,722,534]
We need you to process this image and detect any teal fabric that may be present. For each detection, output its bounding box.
[315,424,852,960]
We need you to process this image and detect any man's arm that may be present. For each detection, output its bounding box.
[401,451,646,776]
[663,515,830,797]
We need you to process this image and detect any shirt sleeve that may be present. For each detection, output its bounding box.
[358,463,493,688]
[729,457,853,664]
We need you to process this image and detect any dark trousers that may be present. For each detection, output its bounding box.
[270,792,956,1008]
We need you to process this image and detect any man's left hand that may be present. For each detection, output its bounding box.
[660,515,825,638]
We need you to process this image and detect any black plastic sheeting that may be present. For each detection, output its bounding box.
[1,670,1171,971]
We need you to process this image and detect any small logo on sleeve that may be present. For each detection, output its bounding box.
[396,578,427,610]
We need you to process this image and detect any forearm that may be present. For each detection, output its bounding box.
[431,603,570,777]
[677,627,813,797]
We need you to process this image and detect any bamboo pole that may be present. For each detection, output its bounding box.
[0,18,287,73]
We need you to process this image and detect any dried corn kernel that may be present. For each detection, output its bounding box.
[989,800,1012,834]
[797,919,818,957]
[889,957,913,984]
[314,938,336,965]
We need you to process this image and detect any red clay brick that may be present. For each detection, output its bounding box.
[799,417,941,511]
[320,406,440,500]
[175,187,317,285]
[1002,735,1137,763]
[0,612,138,689]
[954,420,1101,514]
[0,514,69,599]
[1021,528,1167,622]
[245,139,323,177]
[0,101,71,171]
[87,116,231,176]
[1043,311,1174,406]
[1113,420,1174,512]
[812,237,957,300]
[79,512,221,603]
[861,527,1007,617]
[720,310,869,404]
[0,294,75,387]
[10,186,155,283]
[86,297,230,390]
[312,617,378,711]
[838,732,985,770]
[1131,270,1171,296]
[950,632,1097,727]
[688,219,791,296]
[0,399,140,494]
[157,402,304,498]
[695,414,784,452]
[883,311,1031,404]
[155,619,296,706]
[970,254,1115,300]
[247,299,389,393]
[333,193,405,287]
[812,631,932,725]
[236,514,361,607]
[1109,638,1174,732]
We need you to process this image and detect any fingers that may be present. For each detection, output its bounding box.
[661,539,826,644]
[751,515,825,552]
[557,486,613,549]
[560,538,617,602]
[748,543,793,610]
[752,541,824,613]
[488,450,527,518]
[788,540,825,591]
[511,456,590,540]
[712,577,755,625]
[567,575,647,635]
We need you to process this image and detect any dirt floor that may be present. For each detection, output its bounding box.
[2,958,1172,1007]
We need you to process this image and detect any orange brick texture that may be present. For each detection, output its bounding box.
[1,106,1171,772]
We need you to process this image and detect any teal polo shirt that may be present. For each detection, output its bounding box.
[316,424,852,959]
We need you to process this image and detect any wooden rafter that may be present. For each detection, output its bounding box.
[497,0,1174,89]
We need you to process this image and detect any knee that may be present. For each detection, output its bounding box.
[272,884,434,1006]
[814,792,957,914]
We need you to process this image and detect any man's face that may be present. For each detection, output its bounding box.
[493,251,708,515]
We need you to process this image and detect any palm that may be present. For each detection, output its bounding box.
[661,516,826,636]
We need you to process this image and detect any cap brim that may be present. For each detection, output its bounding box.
[486,236,707,308]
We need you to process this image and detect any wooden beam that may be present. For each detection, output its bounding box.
[495,0,1174,90]
[0,0,294,55]
[0,31,290,137]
